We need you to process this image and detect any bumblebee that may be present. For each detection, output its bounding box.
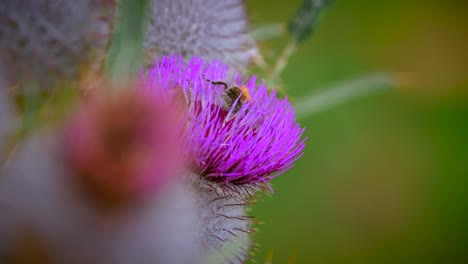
[208,80,252,113]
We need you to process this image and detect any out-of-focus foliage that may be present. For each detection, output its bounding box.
[247,0,468,263]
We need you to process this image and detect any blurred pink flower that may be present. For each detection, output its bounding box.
[65,88,186,210]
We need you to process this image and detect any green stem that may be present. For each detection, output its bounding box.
[267,41,297,89]
[104,0,151,86]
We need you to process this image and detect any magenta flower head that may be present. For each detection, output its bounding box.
[146,55,306,190]
[144,55,306,262]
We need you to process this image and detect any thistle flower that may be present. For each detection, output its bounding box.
[145,55,306,263]
[147,56,306,189]
[0,88,200,264]
[0,0,115,91]
[144,0,258,73]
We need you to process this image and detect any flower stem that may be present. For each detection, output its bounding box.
[267,41,297,89]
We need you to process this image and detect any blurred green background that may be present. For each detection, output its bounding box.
[246,0,468,263]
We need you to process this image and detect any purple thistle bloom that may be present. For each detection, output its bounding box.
[146,55,306,188]
[144,55,306,263]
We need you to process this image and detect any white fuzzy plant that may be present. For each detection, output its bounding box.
[0,0,114,92]
[143,0,259,73]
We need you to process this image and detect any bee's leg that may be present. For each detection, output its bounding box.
[211,81,227,87]
[209,80,229,90]
[201,74,229,89]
